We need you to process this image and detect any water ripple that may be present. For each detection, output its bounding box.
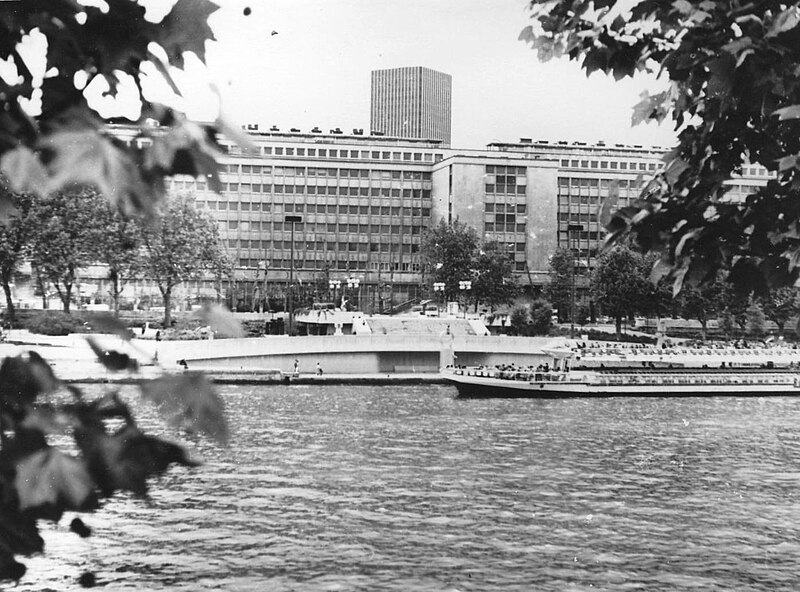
[15,386,800,590]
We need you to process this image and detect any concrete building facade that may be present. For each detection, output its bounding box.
[370,67,452,146]
[98,125,769,316]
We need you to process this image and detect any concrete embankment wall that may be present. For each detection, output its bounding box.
[148,334,560,374]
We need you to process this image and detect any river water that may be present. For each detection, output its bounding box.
[17,384,800,591]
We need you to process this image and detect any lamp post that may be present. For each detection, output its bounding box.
[346,276,361,310]
[458,279,472,319]
[567,223,583,339]
[433,282,445,316]
[285,215,303,335]
[258,260,269,313]
[329,279,341,306]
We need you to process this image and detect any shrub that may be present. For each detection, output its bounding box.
[529,298,554,335]
[23,311,90,336]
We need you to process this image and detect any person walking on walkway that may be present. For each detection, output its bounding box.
[293,359,300,376]
[316,362,323,375]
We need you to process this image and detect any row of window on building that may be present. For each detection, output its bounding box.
[197,185,435,198]
[222,222,426,234]
[200,202,432,217]
[223,165,435,180]
[236,258,423,273]
[561,159,659,172]
[221,144,445,164]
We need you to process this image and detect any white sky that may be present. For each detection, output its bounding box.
[5,0,678,150]
[190,0,678,150]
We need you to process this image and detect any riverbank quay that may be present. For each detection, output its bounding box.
[0,329,562,384]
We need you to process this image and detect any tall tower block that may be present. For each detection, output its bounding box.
[370,66,452,146]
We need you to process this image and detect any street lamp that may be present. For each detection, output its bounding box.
[458,279,472,319]
[567,223,583,339]
[433,282,445,316]
[346,276,360,310]
[329,279,341,305]
[285,215,303,335]
[257,260,269,313]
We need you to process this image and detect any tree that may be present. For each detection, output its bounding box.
[141,195,229,327]
[26,189,106,312]
[678,275,726,341]
[93,203,144,315]
[590,244,649,339]
[508,305,531,336]
[720,284,751,337]
[421,219,479,301]
[529,298,554,335]
[544,247,573,322]
[760,286,800,336]
[471,241,518,312]
[521,2,800,294]
[747,300,768,339]
[0,187,32,323]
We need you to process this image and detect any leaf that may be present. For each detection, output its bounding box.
[85,336,139,372]
[0,552,27,582]
[156,0,220,68]
[86,313,133,340]
[632,90,670,126]
[722,36,753,56]
[70,518,92,538]
[215,114,258,155]
[649,257,672,285]
[778,153,800,172]
[14,448,99,520]
[672,0,694,15]
[41,129,153,214]
[773,105,800,120]
[598,179,619,229]
[671,258,690,297]
[78,571,96,588]
[664,156,690,185]
[675,229,699,258]
[77,425,199,497]
[518,25,535,43]
[766,7,800,38]
[193,303,244,338]
[0,146,50,197]
[139,372,229,445]
[0,353,59,419]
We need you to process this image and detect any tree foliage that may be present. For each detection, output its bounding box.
[677,272,726,340]
[0,329,229,583]
[141,194,230,327]
[590,244,650,338]
[0,0,244,217]
[522,1,800,293]
[93,202,144,315]
[0,186,32,322]
[544,247,573,322]
[471,241,518,311]
[421,219,479,300]
[26,189,106,312]
[760,286,800,334]
[0,3,238,584]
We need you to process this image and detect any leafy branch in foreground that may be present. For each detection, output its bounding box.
[521,1,800,295]
[0,0,254,217]
[0,313,229,586]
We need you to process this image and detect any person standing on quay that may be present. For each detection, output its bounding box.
[293,359,300,376]
[316,362,323,375]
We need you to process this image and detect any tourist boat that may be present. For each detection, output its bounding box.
[444,342,800,398]
[445,366,800,398]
